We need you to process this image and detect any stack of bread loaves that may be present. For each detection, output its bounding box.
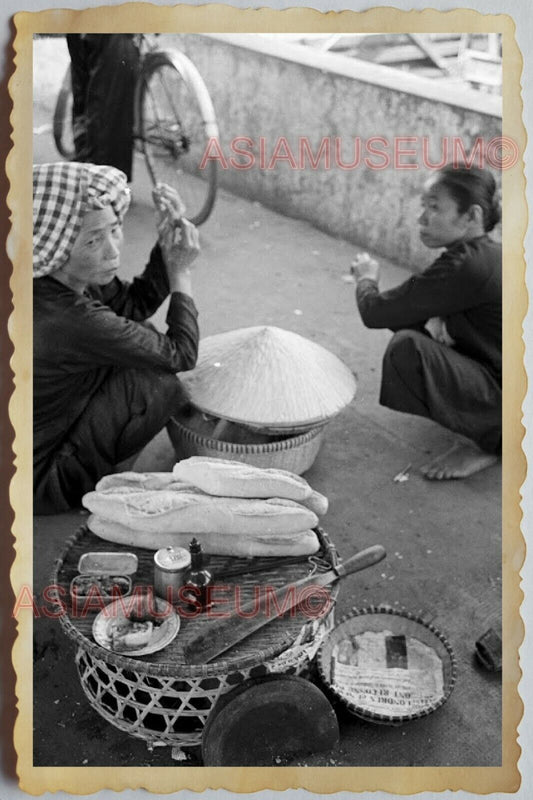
[82,457,329,557]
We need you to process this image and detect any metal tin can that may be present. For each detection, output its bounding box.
[71,551,139,604]
[154,546,191,603]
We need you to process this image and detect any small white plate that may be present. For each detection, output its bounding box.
[92,595,180,657]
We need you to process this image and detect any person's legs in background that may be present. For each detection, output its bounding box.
[380,329,501,479]
[66,34,141,181]
[66,34,91,163]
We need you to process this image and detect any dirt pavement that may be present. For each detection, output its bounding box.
[30,38,501,768]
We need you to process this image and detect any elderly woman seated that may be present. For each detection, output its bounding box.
[33,162,200,514]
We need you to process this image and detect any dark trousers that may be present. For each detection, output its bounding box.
[380,330,501,454]
[66,34,141,181]
[34,368,184,515]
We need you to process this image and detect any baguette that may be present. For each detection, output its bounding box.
[88,514,320,556]
[82,490,319,535]
[303,491,328,517]
[172,457,328,515]
[96,472,194,493]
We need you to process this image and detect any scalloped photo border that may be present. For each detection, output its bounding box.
[7,3,526,794]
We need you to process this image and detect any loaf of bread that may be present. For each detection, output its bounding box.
[172,457,328,515]
[82,489,319,535]
[88,514,320,556]
[96,472,193,493]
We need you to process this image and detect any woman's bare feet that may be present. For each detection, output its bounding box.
[421,440,499,480]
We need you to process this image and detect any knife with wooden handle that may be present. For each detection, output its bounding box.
[183,544,386,664]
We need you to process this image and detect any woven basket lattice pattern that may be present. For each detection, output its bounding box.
[53,526,340,747]
[168,417,325,475]
[76,615,333,747]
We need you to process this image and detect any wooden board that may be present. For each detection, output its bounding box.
[54,525,338,671]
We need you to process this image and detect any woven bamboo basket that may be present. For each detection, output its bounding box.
[167,413,326,475]
[317,606,457,726]
[51,525,340,749]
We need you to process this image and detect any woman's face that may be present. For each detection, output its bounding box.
[64,206,123,287]
[418,179,471,249]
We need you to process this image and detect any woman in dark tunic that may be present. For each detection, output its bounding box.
[33,162,200,514]
[353,165,501,479]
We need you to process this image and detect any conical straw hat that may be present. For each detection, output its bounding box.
[180,326,356,429]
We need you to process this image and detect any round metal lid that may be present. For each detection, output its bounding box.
[201,675,339,766]
[154,546,191,571]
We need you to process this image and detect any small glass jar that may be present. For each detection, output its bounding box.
[153,546,191,603]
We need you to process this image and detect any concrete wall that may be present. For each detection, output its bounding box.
[167,34,501,269]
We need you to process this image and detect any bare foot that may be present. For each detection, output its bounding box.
[421,441,498,480]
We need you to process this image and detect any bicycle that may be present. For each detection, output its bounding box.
[53,34,219,225]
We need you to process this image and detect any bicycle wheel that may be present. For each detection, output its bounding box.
[136,50,218,226]
[53,65,75,159]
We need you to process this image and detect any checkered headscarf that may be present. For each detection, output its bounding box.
[33,162,131,278]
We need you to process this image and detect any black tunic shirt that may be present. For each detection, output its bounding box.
[34,243,199,471]
[355,235,501,382]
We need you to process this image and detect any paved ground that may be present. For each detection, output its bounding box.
[30,37,501,768]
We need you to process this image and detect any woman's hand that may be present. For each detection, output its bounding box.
[425,317,456,347]
[351,252,380,283]
[153,183,200,295]
[153,182,186,230]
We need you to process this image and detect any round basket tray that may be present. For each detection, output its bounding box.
[51,525,340,748]
[167,414,326,475]
[317,606,457,726]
